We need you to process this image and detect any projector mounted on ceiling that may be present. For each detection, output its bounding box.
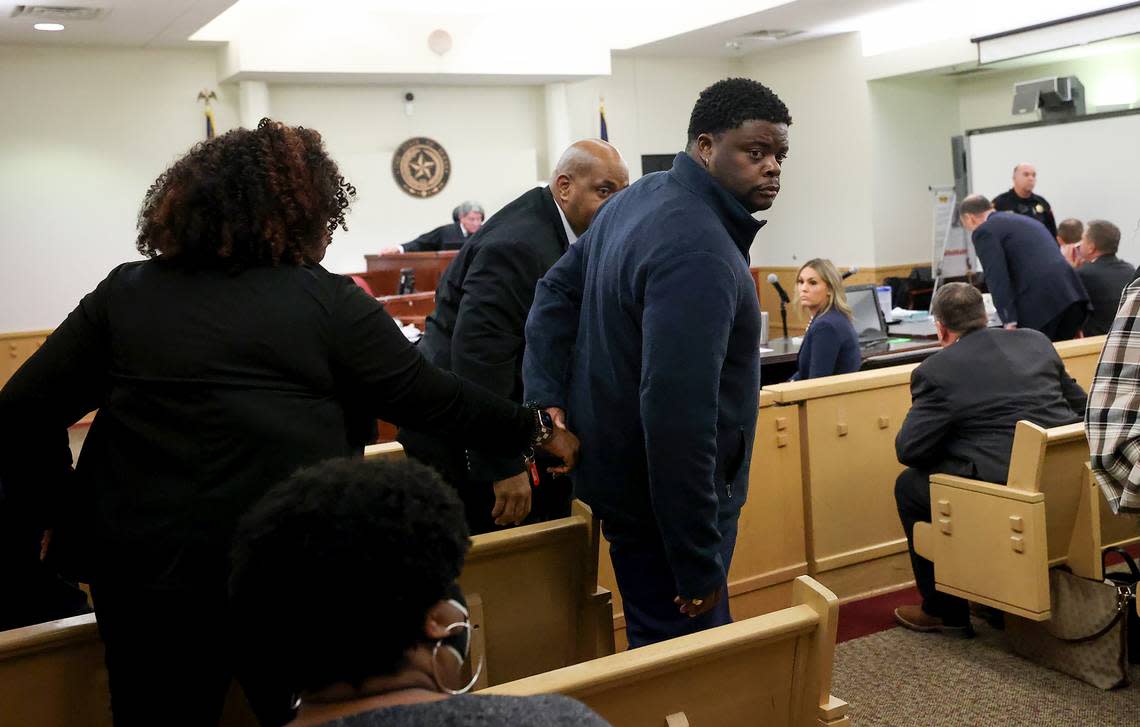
[1012,76,1085,121]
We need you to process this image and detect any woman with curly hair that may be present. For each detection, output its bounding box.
[0,119,577,727]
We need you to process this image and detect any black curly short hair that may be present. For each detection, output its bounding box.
[687,77,792,146]
[136,118,356,269]
[229,457,470,693]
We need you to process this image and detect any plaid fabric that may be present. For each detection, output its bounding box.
[1086,279,1140,513]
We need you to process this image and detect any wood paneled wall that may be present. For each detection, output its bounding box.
[0,330,50,390]
[753,262,924,337]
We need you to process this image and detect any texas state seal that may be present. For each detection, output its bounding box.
[392,137,451,198]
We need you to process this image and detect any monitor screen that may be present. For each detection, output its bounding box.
[845,284,887,340]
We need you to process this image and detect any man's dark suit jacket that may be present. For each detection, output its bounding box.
[1078,254,1135,336]
[402,221,466,252]
[895,327,1086,484]
[971,212,1087,330]
[400,186,569,483]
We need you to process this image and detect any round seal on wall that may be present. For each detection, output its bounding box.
[392,137,450,198]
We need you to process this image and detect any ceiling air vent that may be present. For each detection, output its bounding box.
[9,5,108,21]
[739,29,804,42]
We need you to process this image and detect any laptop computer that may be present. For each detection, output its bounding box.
[845,284,889,346]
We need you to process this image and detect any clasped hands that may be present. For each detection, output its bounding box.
[491,407,578,526]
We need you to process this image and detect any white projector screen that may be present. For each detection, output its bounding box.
[967,111,1140,264]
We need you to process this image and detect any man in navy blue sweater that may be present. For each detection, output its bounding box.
[522,78,790,647]
[959,194,1087,341]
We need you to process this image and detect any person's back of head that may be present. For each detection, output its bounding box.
[1057,218,1083,245]
[137,118,356,270]
[931,283,987,337]
[1085,219,1122,257]
[229,457,470,700]
[958,195,992,218]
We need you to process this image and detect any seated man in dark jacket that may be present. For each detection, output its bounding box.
[1077,220,1132,336]
[893,283,1086,636]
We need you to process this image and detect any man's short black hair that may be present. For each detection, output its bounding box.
[931,282,987,334]
[229,457,470,694]
[687,77,792,145]
[1086,219,1121,256]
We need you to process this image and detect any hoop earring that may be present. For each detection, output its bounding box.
[701,156,709,167]
[431,622,483,695]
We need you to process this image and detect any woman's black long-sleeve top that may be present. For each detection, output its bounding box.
[0,259,534,585]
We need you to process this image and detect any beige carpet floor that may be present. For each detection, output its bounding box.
[832,623,1140,726]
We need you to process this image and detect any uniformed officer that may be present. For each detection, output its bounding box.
[992,162,1057,237]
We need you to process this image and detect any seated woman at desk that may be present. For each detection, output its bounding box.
[790,258,860,381]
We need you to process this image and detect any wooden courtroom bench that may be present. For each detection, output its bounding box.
[760,335,1106,603]
[377,291,436,329]
[367,444,615,685]
[485,575,850,727]
[0,615,257,727]
[597,390,809,648]
[912,420,1140,620]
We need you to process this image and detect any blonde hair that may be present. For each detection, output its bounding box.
[796,258,853,321]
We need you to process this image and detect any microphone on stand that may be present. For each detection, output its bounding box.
[767,273,791,340]
[841,266,860,280]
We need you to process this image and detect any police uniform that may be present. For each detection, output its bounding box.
[993,188,1057,237]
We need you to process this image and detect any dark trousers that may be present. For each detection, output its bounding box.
[894,467,969,626]
[604,517,738,648]
[92,580,294,727]
[1035,301,1088,342]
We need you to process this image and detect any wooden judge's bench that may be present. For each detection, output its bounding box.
[350,250,459,298]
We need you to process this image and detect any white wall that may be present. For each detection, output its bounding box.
[743,33,877,268]
[565,55,741,180]
[0,45,239,332]
[0,44,740,333]
[868,76,960,265]
[267,83,545,275]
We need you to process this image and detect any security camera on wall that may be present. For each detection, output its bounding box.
[1011,76,1085,121]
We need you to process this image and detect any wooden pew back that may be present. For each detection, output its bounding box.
[485,576,849,727]
[461,510,613,687]
[364,441,613,685]
[917,420,1140,620]
[0,615,110,727]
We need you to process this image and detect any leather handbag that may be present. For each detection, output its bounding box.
[1006,566,1135,690]
[1102,547,1140,665]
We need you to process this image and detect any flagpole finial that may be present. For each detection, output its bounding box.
[197,89,218,106]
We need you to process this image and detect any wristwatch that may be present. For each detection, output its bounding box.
[525,403,554,448]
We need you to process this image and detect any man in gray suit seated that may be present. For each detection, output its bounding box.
[892,283,1087,636]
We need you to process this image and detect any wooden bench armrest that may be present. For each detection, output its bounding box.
[928,474,1042,503]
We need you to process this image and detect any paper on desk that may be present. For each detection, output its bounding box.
[758,347,774,353]
[890,307,931,322]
